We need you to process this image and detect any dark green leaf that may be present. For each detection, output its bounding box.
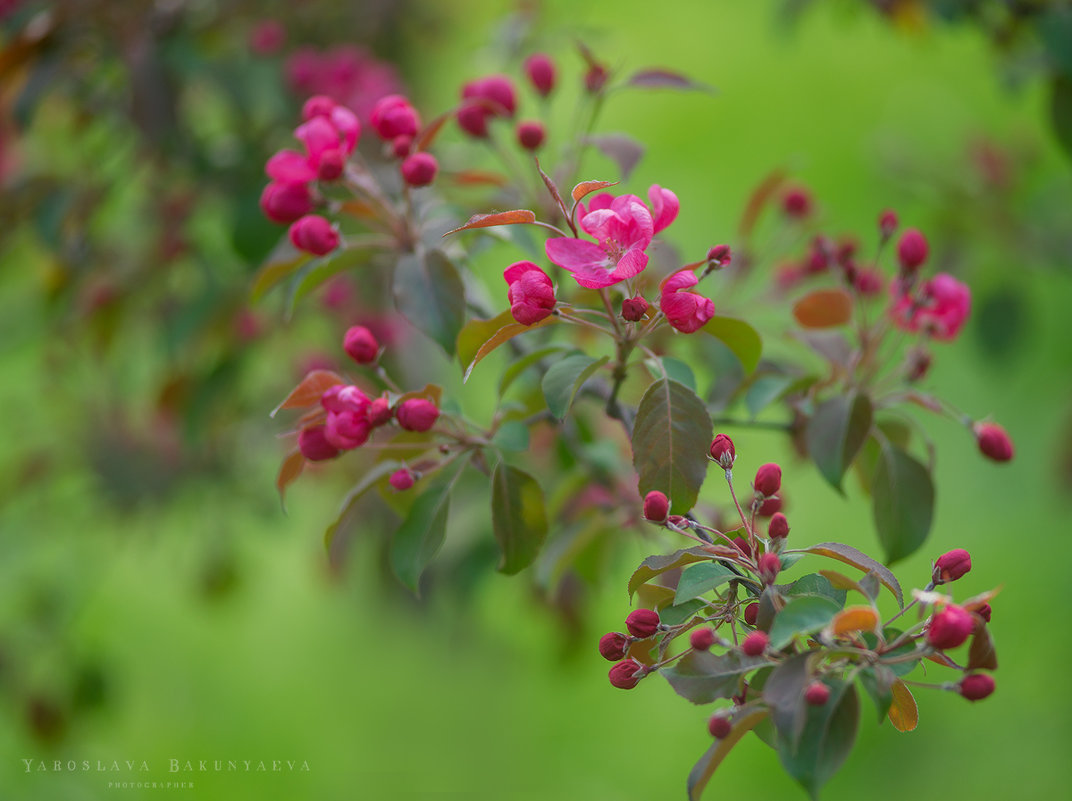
[632,379,713,514]
[646,356,697,392]
[806,392,873,492]
[777,680,860,800]
[687,708,769,801]
[393,250,466,355]
[745,373,795,419]
[660,598,707,627]
[288,245,376,311]
[674,561,736,604]
[491,421,530,452]
[663,650,767,705]
[857,665,896,723]
[457,310,557,382]
[628,547,711,599]
[702,316,762,374]
[872,444,934,563]
[787,574,847,607]
[541,353,609,419]
[1051,74,1072,162]
[499,344,571,395]
[768,596,841,650]
[250,239,310,301]
[390,479,454,594]
[763,652,812,744]
[491,464,548,575]
[324,461,403,552]
[797,542,903,608]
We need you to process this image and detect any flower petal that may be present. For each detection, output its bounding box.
[266,150,316,183]
[545,237,609,271]
[648,185,679,234]
[609,247,649,282]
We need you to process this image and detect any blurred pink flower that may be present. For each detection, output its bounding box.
[890,272,971,341]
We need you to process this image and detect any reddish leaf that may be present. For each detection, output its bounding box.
[793,288,854,328]
[444,209,537,236]
[738,168,788,239]
[276,449,305,508]
[586,134,645,180]
[271,370,345,417]
[887,680,918,732]
[449,169,509,187]
[338,199,381,221]
[393,383,443,407]
[798,542,903,608]
[967,624,998,670]
[534,158,570,223]
[413,111,451,152]
[571,180,619,203]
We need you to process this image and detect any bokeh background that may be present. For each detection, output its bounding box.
[2,1,1071,799]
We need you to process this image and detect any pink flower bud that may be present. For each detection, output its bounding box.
[265,149,316,184]
[660,269,715,333]
[708,714,732,739]
[732,537,753,559]
[854,267,884,296]
[389,468,415,491]
[370,94,420,140]
[621,295,649,322]
[396,398,439,432]
[400,152,438,188]
[958,673,995,702]
[879,209,899,238]
[758,552,781,585]
[933,548,972,584]
[642,490,670,523]
[391,135,412,159]
[298,425,340,462]
[462,75,517,117]
[975,603,992,623]
[289,215,340,256]
[743,603,759,626]
[248,20,286,56]
[897,228,929,272]
[517,120,546,151]
[782,187,812,219]
[585,63,609,93]
[690,628,716,651]
[754,463,781,497]
[503,261,555,325]
[524,53,556,96]
[805,681,830,706]
[741,630,768,656]
[707,244,732,266]
[975,422,1013,463]
[367,397,393,427]
[757,495,783,517]
[626,609,660,639]
[260,181,313,224]
[343,325,379,364]
[324,410,372,450]
[599,632,629,662]
[927,605,975,651]
[608,658,646,689]
[316,149,345,181]
[667,514,688,528]
[301,95,336,121]
[709,434,735,469]
[890,272,971,342]
[456,101,490,138]
[767,513,790,539]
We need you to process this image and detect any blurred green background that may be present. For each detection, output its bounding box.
[2,1,1071,799]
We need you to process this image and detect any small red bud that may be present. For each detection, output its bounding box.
[343,325,379,364]
[897,228,929,272]
[608,658,646,689]
[958,673,995,701]
[626,608,660,639]
[933,548,972,584]
[524,53,556,96]
[289,214,339,256]
[741,630,769,657]
[396,398,439,432]
[757,552,781,585]
[927,605,975,650]
[317,149,345,181]
[298,425,340,462]
[975,603,992,623]
[689,628,716,651]
[753,463,782,497]
[367,396,394,427]
[743,603,759,627]
[400,152,438,188]
[805,681,831,706]
[708,714,732,739]
[706,244,732,266]
[584,63,609,93]
[642,490,670,523]
[598,632,629,662]
[667,514,689,528]
[879,209,899,239]
[709,434,735,469]
[782,187,813,219]
[391,135,412,159]
[389,468,415,491]
[731,537,753,559]
[621,295,649,322]
[768,513,790,539]
[456,101,490,138]
[516,120,545,151]
[756,495,783,517]
[975,422,1013,463]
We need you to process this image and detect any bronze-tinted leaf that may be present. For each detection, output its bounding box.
[443,209,536,236]
[271,370,345,417]
[792,288,853,328]
[571,179,619,203]
[275,449,305,508]
[887,679,919,732]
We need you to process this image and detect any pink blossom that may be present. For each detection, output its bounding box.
[259,181,313,224]
[890,272,971,342]
[545,187,677,289]
[370,95,421,140]
[461,75,517,116]
[504,262,556,325]
[298,425,339,462]
[659,270,714,333]
[289,215,339,256]
[324,410,372,450]
[265,150,316,184]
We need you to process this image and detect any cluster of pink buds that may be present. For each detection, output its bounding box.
[260,95,361,255]
[453,54,556,150]
[599,609,663,690]
[370,95,439,188]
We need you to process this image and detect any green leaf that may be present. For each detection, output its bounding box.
[287,245,375,311]
[541,353,609,419]
[864,628,920,677]
[659,598,707,627]
[674,561,736,605]
[324,461,404,551]
[786,574,847,607]
[499,344,571,395]
[393,250,466,355]
[776,680,860,800]
[872,444,934,564]
[645,356,697,392]
[745,373,794,419]
[663,650,768,705]
[687,708,769,801]
[797,542,904,608]
[857,665,896,723]
[806,392,873,493]
[768,596,841,650]
[490,464,548,575]
[1051,74,1072,162]
[627,547,712,599]
[490,421,530,452]
[763,652,812,744]
[702,316,762,374]
[632,379,713,514]
[250,239,310,301]
[389,479,454,594]
[456,310,557,382]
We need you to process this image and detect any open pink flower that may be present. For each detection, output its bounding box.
[504,262,555,325]
[659,269,714,333]
[544,186,678,289]
[890,272,971,342]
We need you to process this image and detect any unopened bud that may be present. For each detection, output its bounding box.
[741,630,769,657]
[689,628,716,651]
[396,398,439,432]
[621,295,649,322]
[768,513,790,539]
[879,209,898,239]
[642,490,670,523]
[343,325,379,364]
[805,681,831,706]
[753,463,782,497]
[626,609,660,639]
[897,228,928,272]
[958,673,995,702]
[933,548,971,584]
[708,714,732,739]
[389,468,415,491]
[743,603,759,627]
[927,605,975,650]
[608,658,646,689]
[758,552,781,585]
[706,244,732,267]
[598,632,629,662]
[974,422,1013,463]
[709,434,735,469]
